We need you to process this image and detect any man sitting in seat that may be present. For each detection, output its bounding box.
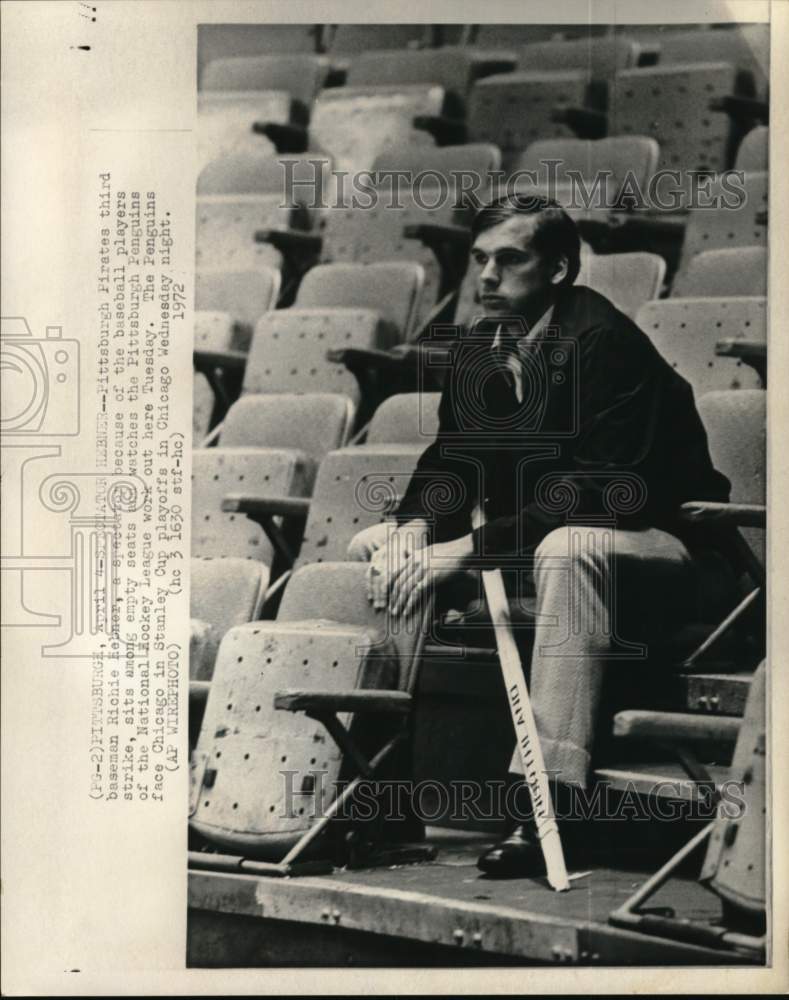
[349,194,738,877]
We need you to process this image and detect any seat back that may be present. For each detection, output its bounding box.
[198,25,321,83]
[636,297,766,395]
[191,556,269,635]
[197,91,287,166]
[697,389,766,566]
[519,35,639,77]
[191,448,309,561]
[219,393,355,466]
[366,393,442,445]
[372,142,501,184]
[197,150,332,201]
[472,24,596,47]
[320,189,474,328]
[194,310,251,353]
[671,247,767,298]
[329,23,430,54]
[347,48,476,115]
[677,172,768,274]
[610,64,740,181]
[190,556,269,682]
[308,85,443,175]
[243,308,397,405]
[200,53,328,109]
[295,262,425,342]
[196,268,280,328]
[515,136,659,201]
[296,445,425,568]
[468,71,591,167]
[195,194,301,273]
[578,252,666,319]
[735,125,768,172]
[656,25,769,97]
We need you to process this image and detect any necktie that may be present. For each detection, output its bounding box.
[491,324,523,404]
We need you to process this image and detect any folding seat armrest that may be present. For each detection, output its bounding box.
[252,121,309,153]
[709,94,769,124]
[715,339,767,384]
[551,105,607,140]
[324,63,348,87]
[193,347,248,374]
[255,228,323,272]
[404,222,472,296]
[326,345,421,372]
[678,501,766,529]
[274,689,413,714]
[755,209,768,228]
[221,494,311,522]
[412,114,468,145]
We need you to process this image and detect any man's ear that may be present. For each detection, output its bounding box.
[550,255,569,286]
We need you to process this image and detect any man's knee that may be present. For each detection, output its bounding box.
[535,525,615,577]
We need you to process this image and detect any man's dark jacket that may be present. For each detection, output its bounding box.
[394,285,731,561]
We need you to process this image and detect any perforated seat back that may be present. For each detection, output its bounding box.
[636,297,766,395]
[698,388,766,568]
[190,619,393,855]
[197,92,286,166]
[243,308,396,404]
[309,85,443,175]
[196,268,280,328]
[320,190,474,328]
[347,48,476,115]
[735,125,768,172]
[193,372,216,440]
[200,54,328,109]
[515,136,659,199]
[578,252,666,319]
[191,556,269,635]
[194,310,250,353]
[610,64,739,180]
[191,448,309,561]
[296,445,425,568]
[366,393,442,445]
[295,262,425,342]
[657,25,769,96]
[468,72,590,166]
[677,172,767,274]
[672,247,767,298]
[519,36,640,76]
[220,393,355,466]
[195,194,298,273]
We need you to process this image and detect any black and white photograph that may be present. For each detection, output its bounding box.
[187,13,772,970]
[1,1,787,994]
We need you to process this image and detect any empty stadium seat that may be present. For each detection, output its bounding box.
[518,35,640,76]
[198,25,322,83]
[201,53,329,107]
[189,560,427,863]
[190,557,268,681]
[195,193,305,274]
[328,23,431,54]
[735,125,768,171]
[671,247,767,298]
[466,71,594,168]
[514,135,659,208]
[195,309,251,355]
[655,24,769,98]
[242,309,398,408]
[675,171,767,278]
[346,47,515,117]
[371,142,502,187]
[294,262,426,342]
[470,24,605,47]
[364,393,442,446]
[197,150,332,203]
[196,267,281,329]
[635,297,765,395]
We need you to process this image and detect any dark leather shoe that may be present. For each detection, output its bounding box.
[477,824,544,877]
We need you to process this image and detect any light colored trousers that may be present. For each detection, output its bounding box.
[349,523,736,789]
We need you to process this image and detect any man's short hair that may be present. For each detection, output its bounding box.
[471,193,582,288]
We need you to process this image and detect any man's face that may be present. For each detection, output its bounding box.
[470,214,561,321]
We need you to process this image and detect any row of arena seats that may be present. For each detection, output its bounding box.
[189,384,766,852]
[193,261,767,439]
[197,44,767,176]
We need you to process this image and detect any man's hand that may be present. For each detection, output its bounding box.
[363,520,430,609]
[388,534,475,618]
